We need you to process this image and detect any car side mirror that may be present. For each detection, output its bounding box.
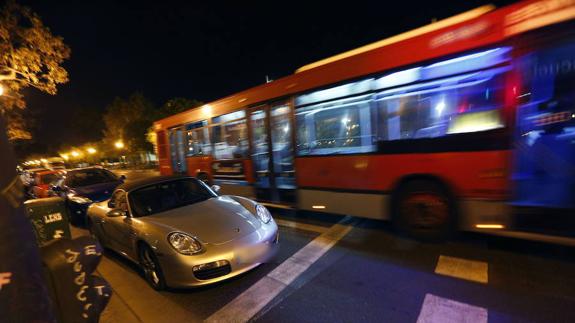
[107,200,115,208]
[119,175,126,181]
[106,209,126,218]
[211,185,221,194]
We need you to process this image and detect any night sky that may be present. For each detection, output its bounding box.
[18,0,516,155]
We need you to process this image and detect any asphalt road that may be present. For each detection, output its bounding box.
[83,169,575,323]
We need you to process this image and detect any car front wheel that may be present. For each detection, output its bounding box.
[138,244,166,290]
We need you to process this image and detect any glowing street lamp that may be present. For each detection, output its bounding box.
[86,147,97,154]
[0,84,4,96]
[115,141,124,149]
[71,151,80,158]
[60,154,69,161]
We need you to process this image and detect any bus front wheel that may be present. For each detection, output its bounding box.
[393,179,455,241]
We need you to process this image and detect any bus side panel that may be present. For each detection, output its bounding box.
[156,130,173,176]
[295,150,511,200]
[243,159,255,184]
[186,156,213,179]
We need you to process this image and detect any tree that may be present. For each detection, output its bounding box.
[102,93,156,155]
[146,97,202,148]
[156,97,202,119]
[0,0,71,140]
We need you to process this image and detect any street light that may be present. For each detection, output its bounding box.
[0,84,4,96]
[115,140,124,149]
[86,147,97,154]
[71,151,80,158]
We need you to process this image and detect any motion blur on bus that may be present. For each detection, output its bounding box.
[154,0,575,243]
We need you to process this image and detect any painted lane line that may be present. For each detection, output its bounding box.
[435,255,488,284]
[274,218,329,234]
[417,294,488,323]
[205,217,354,323]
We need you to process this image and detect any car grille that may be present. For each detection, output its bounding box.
[193,260,232,280]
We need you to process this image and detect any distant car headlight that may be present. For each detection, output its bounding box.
[67,194,92,204]
[168,232,203,255]
[255,204,272,224]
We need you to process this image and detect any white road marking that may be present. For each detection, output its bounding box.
[435,255,488,284]
[205,217,354,323]
[417,294,487,323]
[274,218,329,234]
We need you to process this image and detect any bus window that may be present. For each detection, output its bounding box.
[513,37,575,209]
[185,121,210,156]
[213,110,245,123]
[375,68,507,141]
[296,94,375,156]
[271,103,295,188]
[212,111,248,160]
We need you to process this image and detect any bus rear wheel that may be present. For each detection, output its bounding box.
[393,180,454,241]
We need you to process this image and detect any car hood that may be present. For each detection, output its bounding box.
[141,196,261,245]
[71,181,122,202]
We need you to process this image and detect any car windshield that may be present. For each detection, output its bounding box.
[129,178,216,217]
[65,169,118,187]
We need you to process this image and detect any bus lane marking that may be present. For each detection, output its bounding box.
[434,255,488,284]
[205,217,354,323]
[417,293,488,323]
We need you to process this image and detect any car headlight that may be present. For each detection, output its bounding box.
[255,204,272,224]
[168,232,203,255]
[67,194,92,204]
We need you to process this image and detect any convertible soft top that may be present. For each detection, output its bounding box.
[117,175,195,192]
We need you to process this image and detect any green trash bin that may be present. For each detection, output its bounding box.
[24,197,72,246]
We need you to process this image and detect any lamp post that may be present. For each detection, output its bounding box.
[114,140,124,149]
[114,140,126,167]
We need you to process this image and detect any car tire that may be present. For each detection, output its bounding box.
[138,244,167,291]
[393,179,455,241]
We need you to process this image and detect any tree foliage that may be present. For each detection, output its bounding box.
[102,93,156,154]
[156,97,202,119]
[145,97,203,150]
[0,0,71,140]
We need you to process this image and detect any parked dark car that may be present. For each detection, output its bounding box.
[53,167,125,225]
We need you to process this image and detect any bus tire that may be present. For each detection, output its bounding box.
[392,179,455,241]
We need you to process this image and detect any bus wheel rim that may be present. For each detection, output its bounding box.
[401,192,448,229]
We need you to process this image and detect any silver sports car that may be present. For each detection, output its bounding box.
[86,176,278,290]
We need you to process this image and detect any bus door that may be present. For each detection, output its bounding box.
[249,102,296,203]
[168,126,187,174]
[512,35,575,214]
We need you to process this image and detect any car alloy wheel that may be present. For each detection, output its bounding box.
[139,245,166,290]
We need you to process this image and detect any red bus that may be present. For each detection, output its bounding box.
[154,0,575,243]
